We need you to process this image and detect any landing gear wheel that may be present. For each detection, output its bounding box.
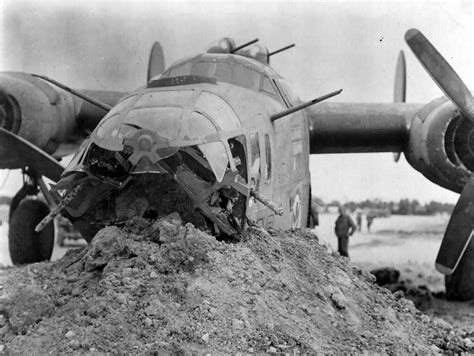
[8,198,54,265]
[9,183,38,221]
[445,238,474,301]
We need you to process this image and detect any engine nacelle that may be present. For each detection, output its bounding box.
[0,72,77,154]
[405,96,472,193]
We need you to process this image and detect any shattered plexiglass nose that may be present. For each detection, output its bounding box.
[54,82,250,238]
[87,88,244,182]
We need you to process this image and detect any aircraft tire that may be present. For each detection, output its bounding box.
[9,184,36,222]
[8,198,54,265]
[445,238,474,301]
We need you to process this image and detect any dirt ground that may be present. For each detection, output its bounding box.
[316,213,474,333]
[1,212,473,353]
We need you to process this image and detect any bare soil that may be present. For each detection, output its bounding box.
[0,213,473,353]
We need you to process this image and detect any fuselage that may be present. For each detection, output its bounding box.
[59,51,311,233]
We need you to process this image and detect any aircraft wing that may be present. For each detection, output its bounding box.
[0,72,127,176]
[0,128,64,181]
[70,89,127,134]
[308,102,422,154]
[306,28,474,281]
[0,40,163,185]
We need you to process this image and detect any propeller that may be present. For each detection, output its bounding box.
[405,28,474,274]
[435,178,474,274]
[393,50,406,163]
[405,28,474,122]
[393,50,406,103]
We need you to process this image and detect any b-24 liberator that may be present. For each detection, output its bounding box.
[1,30,474,300]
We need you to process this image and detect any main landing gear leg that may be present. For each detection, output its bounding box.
[8,169,55,265]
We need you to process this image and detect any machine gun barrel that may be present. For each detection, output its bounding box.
[250,188,284,216]
[35,184,82,233]
[268,43,295,57]
[271,89,342,122]
[231,38,259,53]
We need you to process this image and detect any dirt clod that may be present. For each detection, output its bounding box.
[0,213,472,353]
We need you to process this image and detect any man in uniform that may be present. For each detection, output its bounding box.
[356,211,362,231]
[367,213,375,232]
[334,206,357,258]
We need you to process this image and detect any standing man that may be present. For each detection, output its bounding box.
[367,213,375,232]
[334,206,357,258]
[356,211,362,231]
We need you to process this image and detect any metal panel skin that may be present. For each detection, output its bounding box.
[308,102,419,154]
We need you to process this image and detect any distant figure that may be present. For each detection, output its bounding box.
[367,214,375,232]
[334,206,356,258]
[356,211,362,231]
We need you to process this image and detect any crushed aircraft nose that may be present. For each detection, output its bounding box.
[36,79,288,238]
[39,131,253,238]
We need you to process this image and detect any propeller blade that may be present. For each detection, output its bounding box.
[394,50,406,103]
[405,28,474,122]
[392,50,406,163]
[435,176,474,274]
[147,42,165,82]
[392,152,401,162]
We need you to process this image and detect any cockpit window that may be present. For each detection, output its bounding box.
[195,92,241,130]
[193,61,217,77]
[248,133,260,176]
[232,65,260,91]
[168,62,193,78]
[193,62,232,82]
[264,134,271,180]
[262,76,278,96]
[193,61,260,91]
[164,59,263,94]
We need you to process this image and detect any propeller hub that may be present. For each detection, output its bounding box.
[453,116,474,171]
[0,105,8,128]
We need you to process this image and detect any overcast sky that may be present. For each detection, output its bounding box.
[0,0,472,203]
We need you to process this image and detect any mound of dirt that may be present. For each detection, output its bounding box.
[371,267,436,312]
[1,213,473,353]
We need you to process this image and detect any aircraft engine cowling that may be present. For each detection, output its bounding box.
[0,72,77,155]
[404,96,472,193]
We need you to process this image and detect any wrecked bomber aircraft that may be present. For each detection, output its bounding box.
[3,31,474,300]
[36,39,335,241]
